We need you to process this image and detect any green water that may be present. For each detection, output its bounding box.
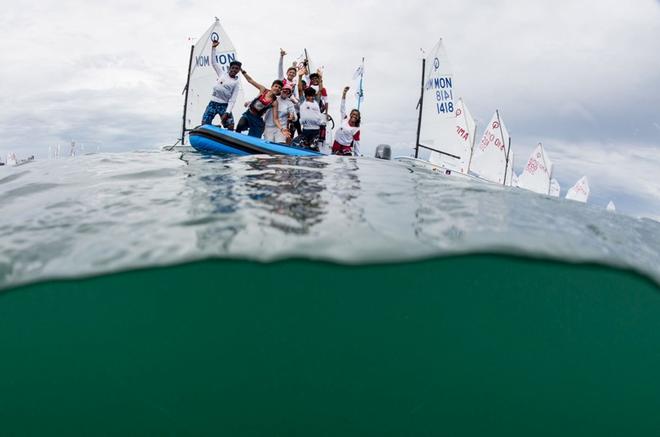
[1,255,659,436]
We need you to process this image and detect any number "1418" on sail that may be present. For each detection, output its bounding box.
[437,102,454,114]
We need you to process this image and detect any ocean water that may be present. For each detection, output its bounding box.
[1,150,659,289]
[1,150,660,435]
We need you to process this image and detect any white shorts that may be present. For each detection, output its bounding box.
[263,126,287,143]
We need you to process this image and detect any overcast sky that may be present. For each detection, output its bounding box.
[1,0,659,219]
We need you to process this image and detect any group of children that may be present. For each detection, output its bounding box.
[201,43,361,156]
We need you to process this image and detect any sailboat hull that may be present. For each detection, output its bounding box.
[189,125,322,157]
[394,156,479,181]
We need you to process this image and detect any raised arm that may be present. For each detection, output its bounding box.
[297,68,306,99]
[241,70,266,93]
[341,86,349,120]
[211,44,223,77]
[318,71,328,113]
[278,48,286,80]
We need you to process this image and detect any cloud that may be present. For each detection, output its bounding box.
[510,138,660,218]
[1,0,659,215]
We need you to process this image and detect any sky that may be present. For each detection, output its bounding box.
[0,0,659,219]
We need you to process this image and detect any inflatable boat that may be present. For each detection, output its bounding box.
[189,125,322,157]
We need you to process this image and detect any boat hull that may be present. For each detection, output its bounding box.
[189,125,322,157]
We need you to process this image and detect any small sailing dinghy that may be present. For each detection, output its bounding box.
[469,111,514,185]
[396,40,474,176]
[549,178,561,197]
[606,201,616,212]
[4,153,34,167]
[511,172,519,187]
[6,153,18,166]
[190,125,322,157]
[566,176,590,203]
[517,143,553,195]
[180,18,245,146]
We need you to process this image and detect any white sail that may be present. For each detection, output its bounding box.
[420,39,464,170]
[445,98,477,173]
[470,111,512,184]
[566,176,590,203]
[549,178,561,197]
[505,152,515,187]
[184,19,244,136]
[606,201,616,212]
[6,153,17,166]
[517,143,553,195]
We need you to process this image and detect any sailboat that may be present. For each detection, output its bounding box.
[394,39,479,177]
[517,143,553,195]
[565,176,590,203]
[511,172,519,187]
[429,97,477,174]
[606,201,616,212]
[181,18,244,145]
[469,111,513,185]
[184,20,323,157]
[6,153,17,166]
[549,178,561,197]
[416,39,468,171]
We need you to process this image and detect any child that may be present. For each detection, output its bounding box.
[332,86,361,156]
[236,70,284,138]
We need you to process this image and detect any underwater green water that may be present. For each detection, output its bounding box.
[1,255,659,436]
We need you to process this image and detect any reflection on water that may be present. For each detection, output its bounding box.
[186,155,334,254]
[0,150,659,289]
[242,157,329,235]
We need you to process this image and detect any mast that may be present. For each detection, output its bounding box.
[466,101,477,173]
[357,57,365,111]
[538,142,551,195]
[496,110,510,186]
[415,58,426,159]
[181,44,195,145]
[503,136,512,185]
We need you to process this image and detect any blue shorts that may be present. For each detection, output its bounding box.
[202,101,235,128]
[236,110,266,138]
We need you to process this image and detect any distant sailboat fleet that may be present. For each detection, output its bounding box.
[395,38,617,209]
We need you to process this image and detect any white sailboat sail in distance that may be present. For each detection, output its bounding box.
[505,152,515,187]
[607,201,616,212]
[566,176,590,203]
[469,111,512,185]
[518,143,553,195]
[183,18,244,141]
[419,39,466,170]
[549,178,561,197]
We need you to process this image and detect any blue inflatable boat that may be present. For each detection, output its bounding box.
[189,125,323,157]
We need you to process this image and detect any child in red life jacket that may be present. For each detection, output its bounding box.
[236,70,285,139]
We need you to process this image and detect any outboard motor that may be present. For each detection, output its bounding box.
[374,144,392,160]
